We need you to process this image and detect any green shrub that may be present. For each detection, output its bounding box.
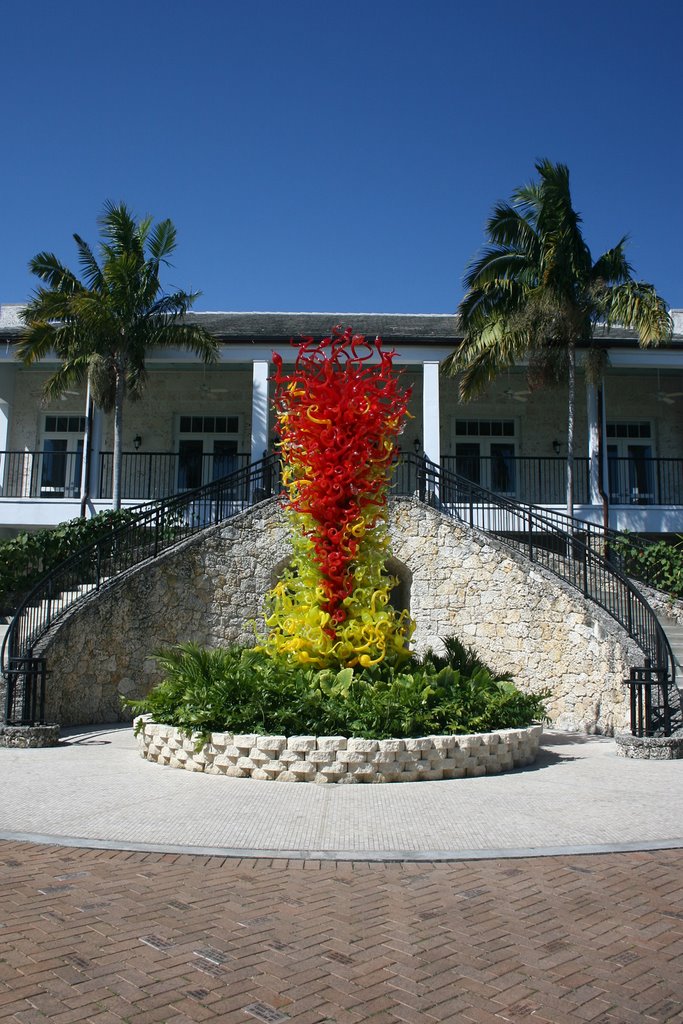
[124,640,549,741]
[610,533,683,598]
[0,509,137,613]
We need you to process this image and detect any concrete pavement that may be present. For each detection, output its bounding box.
[0,727,681,859]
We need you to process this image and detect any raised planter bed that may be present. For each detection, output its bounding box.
[135,716,544,782]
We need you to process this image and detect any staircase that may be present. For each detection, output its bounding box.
[2,453,680,735]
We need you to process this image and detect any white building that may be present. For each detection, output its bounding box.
[2,305,683,536]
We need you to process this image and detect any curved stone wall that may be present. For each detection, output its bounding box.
[39,496,639,733]
[135,717,544,782]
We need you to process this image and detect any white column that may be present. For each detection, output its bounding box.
[0,400,9,496]
[587,381,600,505]
[422,361,441,467]
[88,406,104,509]
[250,360,270,464]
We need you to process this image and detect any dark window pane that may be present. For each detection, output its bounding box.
[480,422,491,436]
[455,420,466,436]
[191,416,203,432]
[491,421,502,436]
[503,421,514,436]
[178,440,203,489]
[456,443,480,484]
[215,417,227,433]
[45,416,56,432]
[226,417,239,433]
[467,421,478,436]
[179,416,190,432]
[203,417,215,433]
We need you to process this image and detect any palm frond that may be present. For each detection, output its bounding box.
[73,234,105,291]
[605,282,672,344]
[27,252,83,294]
[147,219,177,264]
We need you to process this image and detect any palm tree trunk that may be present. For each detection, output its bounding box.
[112,369,125,510]
[566,340,576,519]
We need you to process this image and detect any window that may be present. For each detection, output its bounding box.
[176,414,241,490]
[454,420,516,494]
[40,415,85,497]
[607,422,654,504]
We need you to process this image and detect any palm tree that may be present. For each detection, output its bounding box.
[18,201,219,508]
[445,160,671,517]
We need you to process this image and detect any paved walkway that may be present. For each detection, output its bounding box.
[1,729,682,1023]
[0,727,681,858]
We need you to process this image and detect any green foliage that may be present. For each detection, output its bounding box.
[0,510,136,613]
[611,532,683,598]
[125,640,549,741]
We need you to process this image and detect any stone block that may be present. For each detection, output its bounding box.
[308,750,335,765]
[404,737,433,751]
[275,771,301,782]
[320,763,345,777]
[248,749,269,766]
[442,767,466,779]
[262,760,285,774]
[251,768,271,781]
[225,765,249,778]
[396,748,416,763]
[398,770,419,782]
[280,750,300,764]
[378,738,405,752]
[336,773,360,784]
[336,750,367,764]
[318,736,347,750]
[347,738,379,753]
[236,756,256,771]
[465,764,487,778]
[290,760,316,776]
[431,736,456,753]
[287,736,318,752]
[254,735,287,754]
[209,732,233,749]
[233,734,258,749]
[213,753,238,768]
[313,773,330,784]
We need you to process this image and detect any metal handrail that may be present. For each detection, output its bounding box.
[1,454,281,678]
[2,450,678,733]
[397,453,677,731]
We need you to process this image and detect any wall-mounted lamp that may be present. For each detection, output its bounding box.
[552,439,561,455]
[133,434,142,451]
[413,437,421,454]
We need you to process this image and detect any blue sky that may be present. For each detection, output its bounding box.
[3,0,682,313]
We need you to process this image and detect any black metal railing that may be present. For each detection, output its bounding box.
[3,450,683,507]
[1,451,678,734]
[97,451,251,501]
[4,657,47,726]
[0,450,83,498]
[395,454,679,734]
[623,663,671,738]
[440,455,591,505]
[1,455,281,722]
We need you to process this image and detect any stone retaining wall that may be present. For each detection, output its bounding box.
[135,717,544,782]
[39,496,640,733]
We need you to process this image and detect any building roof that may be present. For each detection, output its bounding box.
[2,304,683,348]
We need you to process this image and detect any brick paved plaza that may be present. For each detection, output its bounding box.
[0,726,682,1022]
[1,841,682,1024]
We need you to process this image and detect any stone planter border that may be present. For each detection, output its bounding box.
[135,717,544,782]
[615,733,683,760]
[0,725,60,748]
